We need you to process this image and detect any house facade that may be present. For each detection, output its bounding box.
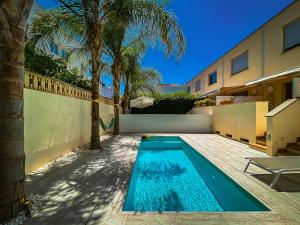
[186,1,300,110]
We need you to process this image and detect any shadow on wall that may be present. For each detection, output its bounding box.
[24,89,114,172]
[25,135,139,225]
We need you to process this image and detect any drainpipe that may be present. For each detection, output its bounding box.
[260,28,265,78]
[222,57,225,88]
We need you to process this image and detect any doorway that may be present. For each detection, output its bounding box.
[284,82,293,101]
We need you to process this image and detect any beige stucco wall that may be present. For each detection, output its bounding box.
[256,102,268,137]
[264,1,300,75]
[187,1,300,96]
[191,102,269,144]
[120,114,212,133]
[223,32,262,87]
[191,59,224,95]
[266,99,300,156]
[24,88,113,172]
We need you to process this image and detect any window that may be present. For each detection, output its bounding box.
[284,17,300,51]
[208,71,217,85]
[186,86,191,93]
[231,50,248,75]
[50,42,58,55]
[195,80,201,92]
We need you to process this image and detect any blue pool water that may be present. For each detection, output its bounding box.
[123,136,269,212]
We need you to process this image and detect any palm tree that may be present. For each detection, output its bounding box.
[104,0,185,134]
[30,1,111,150]
[30,0,185,143]
[122,54,161,113]
[129,68,161,98]
[122,53,141,114]
[0,0,33,221]
[103,17,148,130]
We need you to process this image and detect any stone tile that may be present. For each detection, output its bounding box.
[24,134,300,225]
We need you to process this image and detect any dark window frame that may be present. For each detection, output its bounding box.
[208,70,218,86]
[283,16,300,52]
[195,80,201,92]
[231,50,249,76]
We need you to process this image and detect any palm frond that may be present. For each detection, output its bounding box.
[128,0,186,58]
[29,9,86,45]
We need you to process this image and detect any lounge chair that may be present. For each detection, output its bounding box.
[244,156,300,189]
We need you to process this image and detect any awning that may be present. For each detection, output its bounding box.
[130,96,155,108]
[246,66,300,86]
[199,89,221,99]
[198,66,300,98]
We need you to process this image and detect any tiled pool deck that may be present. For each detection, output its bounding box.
[24,134,300,225]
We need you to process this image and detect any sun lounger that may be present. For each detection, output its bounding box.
[244,156,300,189]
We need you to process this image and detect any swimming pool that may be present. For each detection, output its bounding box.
[123,136,269,212]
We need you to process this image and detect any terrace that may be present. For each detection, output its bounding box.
[2,0,300,224]
[22,134,300,225]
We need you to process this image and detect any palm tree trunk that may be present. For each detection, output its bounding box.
[123,74,130,114]
[89,39,103,150]
[0,0,33,222]
[112,61,121,135]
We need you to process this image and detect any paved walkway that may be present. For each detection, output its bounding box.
[24,134,300,225]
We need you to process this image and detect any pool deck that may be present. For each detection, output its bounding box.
[24,134,300,225]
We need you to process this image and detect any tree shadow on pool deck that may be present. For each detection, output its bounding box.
[139,162,186,181]
[251,173,300,192]
[162,190,184,212]
[24,135,140,225]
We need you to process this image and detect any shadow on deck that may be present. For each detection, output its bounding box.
[251,174,300,192]
[24,135,139,225]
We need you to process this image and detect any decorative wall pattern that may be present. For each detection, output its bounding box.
[25,71,115,104]
[25,71,92,101]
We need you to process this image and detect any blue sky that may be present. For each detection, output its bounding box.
[37,0,294,85]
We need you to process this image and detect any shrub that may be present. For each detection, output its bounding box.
[194,97,216,107]
[131,92,199,114]
[25,44,91,90]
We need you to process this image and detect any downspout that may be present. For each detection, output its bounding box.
[222,57,225,88]
[260,27,265,78]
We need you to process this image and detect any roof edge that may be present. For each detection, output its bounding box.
[185,0,297,85]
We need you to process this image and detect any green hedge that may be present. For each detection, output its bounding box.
[130,92,199,114]
[25,44,91,90]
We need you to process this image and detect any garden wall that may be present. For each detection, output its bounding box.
[190,102,269,145]
[24,71,114,172]
[266,99,300,155]
[120,114,212,133]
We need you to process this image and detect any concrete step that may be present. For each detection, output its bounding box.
[256,136,266,139]
[297,137,300,145]
[277,149,300,156]
[250,143,267,153]
[286,144,300,155]
[256,137,267,146]
[287,143,300,150]
[256,138,266,146]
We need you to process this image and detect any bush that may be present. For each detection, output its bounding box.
[25,44,91,90]
[131,92,199,114]
[194,97,216,107]
[55,68,91,90]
